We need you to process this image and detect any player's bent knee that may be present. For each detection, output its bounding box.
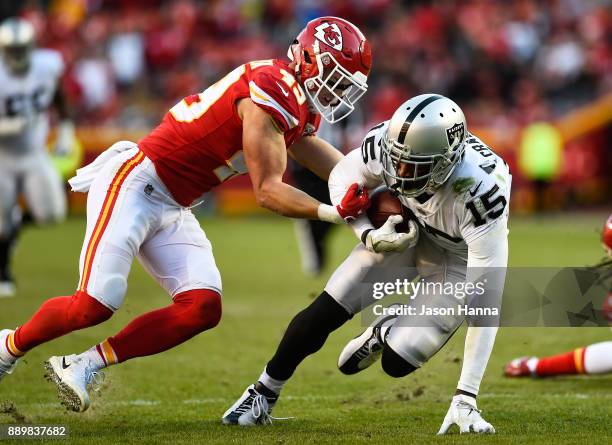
[194,290,222,329]
[96,273,129,310]
[174,289,222,331]
[385,321,461,369]
[66,291,114,329]
[381,345,418,378]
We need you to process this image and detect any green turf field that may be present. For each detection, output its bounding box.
[1,213,610,444]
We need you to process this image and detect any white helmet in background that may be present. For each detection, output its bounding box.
[381,94,467,197]
[0,17,35,75]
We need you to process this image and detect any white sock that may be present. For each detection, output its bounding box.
[0,331,23,362]
[526,357,539,374]
[584,341,612,374]
[0,343,16,363]
[258,367,286,395]
[76,346,107,372]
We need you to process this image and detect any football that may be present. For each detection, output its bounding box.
[366,188,409,232]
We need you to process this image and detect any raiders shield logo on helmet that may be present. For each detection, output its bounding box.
[446,122,465,148]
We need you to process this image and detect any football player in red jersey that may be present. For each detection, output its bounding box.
[0,17,373,412]
[504,214,612,378]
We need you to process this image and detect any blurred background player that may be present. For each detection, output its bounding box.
[504,214,612,378]
[0,17,75,297]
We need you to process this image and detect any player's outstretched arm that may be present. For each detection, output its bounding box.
[240,99,367,222]
[460,223,508,392]
[439,222,508,435]
[328,149,386,239]
[288,135,343,181]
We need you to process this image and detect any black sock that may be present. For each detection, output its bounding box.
[0,236,14,281]
[255,382,279,399]
[266,291,351,381]
[0,221,21,281]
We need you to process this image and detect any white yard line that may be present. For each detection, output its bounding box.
[481,392,611,399]
[14,391,609,410]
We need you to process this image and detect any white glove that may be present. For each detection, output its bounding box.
[364,215,418,253]
[54,121,75,156]
[438,394,495,435]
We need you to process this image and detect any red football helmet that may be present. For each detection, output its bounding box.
[603,213,612,258]
[288,16,372,123]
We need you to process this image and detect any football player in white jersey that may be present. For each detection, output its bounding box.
[0,17,75,297]
[223,94,511,435]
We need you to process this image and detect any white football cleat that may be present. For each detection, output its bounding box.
[0,280,16,298]
[44,354,104,412]
[222,384,278,426]
[0,329,19,381]
[338,304,400,374]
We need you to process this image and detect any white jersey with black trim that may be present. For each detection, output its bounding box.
[329,121,509,397]
[329,121,512,262]
[0,49,64,155]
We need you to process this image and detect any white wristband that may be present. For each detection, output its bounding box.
[350,214,375,241]
[317,204,343,224]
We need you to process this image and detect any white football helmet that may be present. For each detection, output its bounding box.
[0,18,35,74]
[381,94,467,197]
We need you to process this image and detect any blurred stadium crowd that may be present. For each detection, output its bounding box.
[9,0,611,131]
[2,0,610,212]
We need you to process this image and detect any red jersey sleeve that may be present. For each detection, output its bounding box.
[248,68,301,133]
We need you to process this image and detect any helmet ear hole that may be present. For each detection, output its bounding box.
[303,50,311,64]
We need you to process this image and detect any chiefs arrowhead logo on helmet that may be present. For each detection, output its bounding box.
[314,22,343,51]
[287,16,371,123]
